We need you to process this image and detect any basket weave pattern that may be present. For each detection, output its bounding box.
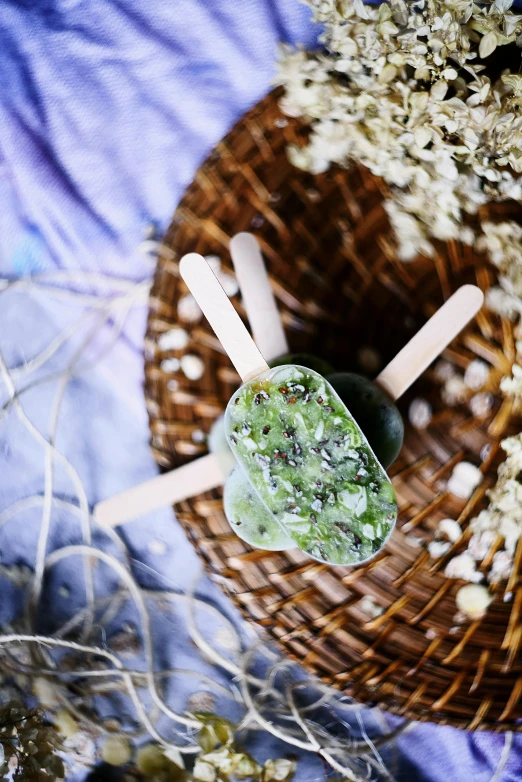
[145,90,522,731]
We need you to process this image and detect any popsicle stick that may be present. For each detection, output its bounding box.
[230,233,289,362]
[376,285,484,401]
[94,453,228,528]
[180,253,269,382]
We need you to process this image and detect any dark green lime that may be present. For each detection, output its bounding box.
[327,373,404,469]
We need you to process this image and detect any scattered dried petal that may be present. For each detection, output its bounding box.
[456,584,492,619]
[158,327,189,352]
[101,736,132,766]
[464,359,490,391]
[438,518,462,543]
[479,31,498,59]
[447,462,483,499]
[180,354,205,381]
[409,398,432,429]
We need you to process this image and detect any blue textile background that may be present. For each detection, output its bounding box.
[0,1,520,779]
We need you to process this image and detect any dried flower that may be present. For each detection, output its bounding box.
[434,360,456,381]
[181,354,205,381]
[0,703,64,780]
[447,462,483,499]
[158,327,190,352]
[442,375,467,406]
[500,363,522,410]
[33,678,60,709]
[358,594,383,618]
[278,0,522,263]
[479,222,522,320]
[445,552,483,583]
[100,735,132,766]
[438,518,462,543]
[178,293,203,323]
[54,709,78,739]
[428,540,451,558]
[262,758,296,782]
[160,357,181,373]
[409,398,432,429]
[464,360,490,391]
[455,584,492,619]
[469,391,494,419]
[442,432,522,599]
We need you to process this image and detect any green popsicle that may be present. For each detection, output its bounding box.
[225,364,397,566]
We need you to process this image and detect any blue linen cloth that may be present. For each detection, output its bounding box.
[0,1,520,779]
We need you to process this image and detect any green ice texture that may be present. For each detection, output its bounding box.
[224,465,295,551]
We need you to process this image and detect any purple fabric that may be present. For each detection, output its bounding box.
[0,1,520,779]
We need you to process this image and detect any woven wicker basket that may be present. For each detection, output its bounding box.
[144,89,522,731]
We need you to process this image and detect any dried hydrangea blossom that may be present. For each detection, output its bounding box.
[0,703,64,780]
[444,551,483,582]
[447,461,483,499]
[435,361,493,419]
[439,433,522,592]
[101,736,132,767]
[479,222,522,321]
[178,293,203,323]
[441,375,467,406]
[430,361,522,603]
[408,397,432,428]
[428,539,451,558]
[469,391,494,418]
[278,0,522,261]
[180,354,205,381]
[433,359,456,381]
[455,584,492,619]
[500,362,522,410]
[358,594,384,617]
[464,359,490,391]
[158,327,190,352]
[438,517,462,542]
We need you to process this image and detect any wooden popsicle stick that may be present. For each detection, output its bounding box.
[180,253,269,382]
[230,233,289,363]
[93,453,228,528]
[376,285,484,401]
